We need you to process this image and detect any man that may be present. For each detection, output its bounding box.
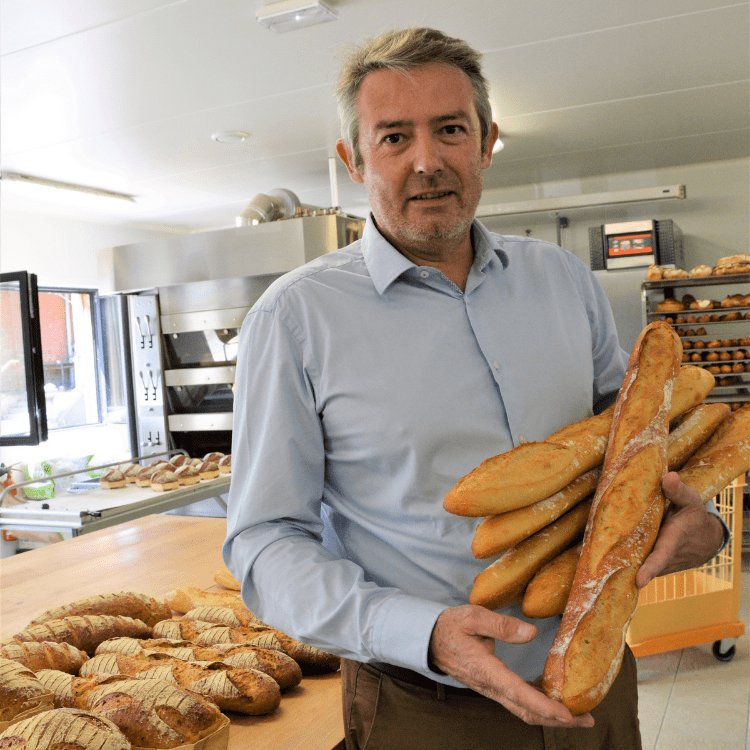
[224,27,726,749]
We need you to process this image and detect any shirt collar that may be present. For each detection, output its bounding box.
[362,214,509,296]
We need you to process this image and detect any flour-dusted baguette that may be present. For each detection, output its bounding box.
[522,543,582,619]
[0,642,89,675]
[0,658,53,724]
[667,402,731,471]
[72,675,224,749]
[182,605,268,628]
[521,402,733,619]
[29,592,171,628]
[677,404,750,500]
[152,618,269,642]
[0,708,130,750]
[80,653,281,715]
[471,468,600,559]
[542,320,681,715]
[2,617,152,656]
[444,364,714,517]
[469,499,593,610]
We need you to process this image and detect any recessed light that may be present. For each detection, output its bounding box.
[256,0,337,33]
[211,131,251,144]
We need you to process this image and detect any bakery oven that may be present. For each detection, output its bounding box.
[106,204,364,461]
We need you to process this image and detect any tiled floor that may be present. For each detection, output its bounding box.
[636,550,750,750]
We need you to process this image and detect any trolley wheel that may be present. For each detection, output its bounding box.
[712,640,736,662]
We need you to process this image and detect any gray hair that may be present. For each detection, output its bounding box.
[335,27,493,169]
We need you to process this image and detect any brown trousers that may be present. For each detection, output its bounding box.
[341,647,641,750]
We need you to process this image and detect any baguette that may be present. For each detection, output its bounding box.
[214,564,241,590]
[72,675,223,748]
[522,402,732,619]
[677,404,750,500]
[542,320,681,715]
[444,365,714,517]
[522,543,582,619]
[0,708,130,750]
[471,469,599,559]
[29,592,171,628]
[469,499,592,610]
[2,616,152,655]
[0,642,89,675]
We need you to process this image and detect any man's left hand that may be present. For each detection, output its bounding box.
[636,471,726,588]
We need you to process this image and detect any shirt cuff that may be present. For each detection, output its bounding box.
[369,593,448,674]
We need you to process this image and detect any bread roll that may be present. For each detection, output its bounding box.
[542,320,681,715]
[444,365,714,517]
[29,592,171,629]
[174,464,200,486]
[100,469,126,490]
[0,708,130,750]
[469,499,592,611]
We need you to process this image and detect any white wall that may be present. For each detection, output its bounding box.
[478,158,750,269]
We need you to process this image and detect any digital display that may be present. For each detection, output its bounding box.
[607,232,655,258]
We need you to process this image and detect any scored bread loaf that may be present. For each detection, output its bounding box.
[2,616,152,656]
[0,708,130,750]
[80,653,281,715]
[35,670,76,708]
[182,605,267,628]
[542,320,681,715]
[72,675,223,749]
[29,592,171,628]
[95,638,303,689]
[0,641,89,675]
[444,364,714,517]
[172,621,342,674]
[469,499,593,610]
[0,658,53,724]
[666,403,731,471]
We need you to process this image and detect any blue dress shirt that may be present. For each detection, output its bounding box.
[223,216,629,686]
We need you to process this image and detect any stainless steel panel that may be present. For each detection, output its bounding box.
[165,367,236,386]
[161,307,251,335]
[157,275,280,317]
[168,413,234,432]
[113,213,364,293]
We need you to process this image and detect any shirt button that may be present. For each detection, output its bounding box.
[419,270,430,279]
[493,361,499,370]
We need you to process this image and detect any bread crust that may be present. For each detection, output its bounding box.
[542,321,681,715]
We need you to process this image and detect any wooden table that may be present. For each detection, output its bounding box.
[0,514,345,750]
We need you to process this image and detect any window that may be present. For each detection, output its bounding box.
[38,287,101,430]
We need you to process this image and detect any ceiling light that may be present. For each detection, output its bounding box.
[256,0,337,33]
[0,171,135,202]
[211,131,250,144]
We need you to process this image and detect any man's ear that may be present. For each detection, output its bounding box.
[481,123,500,169]
[336,139,364,184]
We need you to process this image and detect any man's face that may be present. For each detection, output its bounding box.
[337,63,497,257]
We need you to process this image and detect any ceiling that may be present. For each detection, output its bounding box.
[1,0,748,232]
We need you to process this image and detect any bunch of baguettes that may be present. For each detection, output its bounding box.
[444,320,750,715]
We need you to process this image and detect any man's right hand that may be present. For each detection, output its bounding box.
[428,604,595,728]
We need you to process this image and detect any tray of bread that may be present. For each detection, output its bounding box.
[0,569,341,750]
